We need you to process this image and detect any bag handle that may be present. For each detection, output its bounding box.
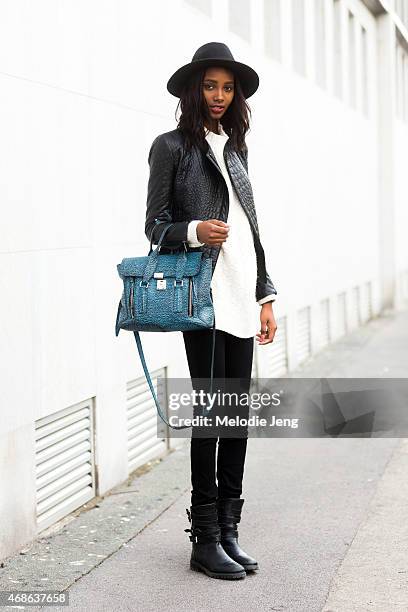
[132,317,216,431]
[143,230,188,284]
[148,221,187,255]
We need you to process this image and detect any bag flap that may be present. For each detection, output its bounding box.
[117,251,204,279]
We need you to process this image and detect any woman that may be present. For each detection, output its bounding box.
[145,42,278,580]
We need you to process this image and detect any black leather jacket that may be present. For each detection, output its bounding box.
[144,128,277,303]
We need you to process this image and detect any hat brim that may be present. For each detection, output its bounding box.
[167,58,259,99]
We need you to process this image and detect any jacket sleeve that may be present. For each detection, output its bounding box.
[145,134,189,248]
[256,270,277,303]
[242,146,278,303]
[258,292,276,305]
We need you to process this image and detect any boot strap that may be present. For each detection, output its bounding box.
[220,528,239,540]
[184,526,221,544]
[185,503,222,544]
[218,508,242,519]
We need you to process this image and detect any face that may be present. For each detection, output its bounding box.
[202,66,235,125]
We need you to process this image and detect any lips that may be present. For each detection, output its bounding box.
[211,106,224,112]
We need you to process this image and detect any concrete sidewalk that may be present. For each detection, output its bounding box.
[1,308,408,611]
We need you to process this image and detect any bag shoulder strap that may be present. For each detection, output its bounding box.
[133,323,216,431]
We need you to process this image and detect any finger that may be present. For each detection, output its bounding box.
[259,321,271,337]
[257,328,268,341]
[265,328,274,343]
[211,225,229,235]
[212,219,229,227]
[256,335,268,345]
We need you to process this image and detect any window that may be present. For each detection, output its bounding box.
[185,0,211,16]
[348,10,357,108]
[404,52,408,121]
[395,0,408,31]
[229,0,251,42]
[264,0,282,62]
[315,0,327,89]
[394,42,407,121]
[361,25,369,116]
[333,0,342,99]
[292,0,306,76]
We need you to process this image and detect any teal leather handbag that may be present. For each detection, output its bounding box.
[115,222,216,430]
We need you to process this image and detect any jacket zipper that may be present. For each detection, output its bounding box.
[207,144,259,230]
[206,146,229,274]
[206,144,265,280]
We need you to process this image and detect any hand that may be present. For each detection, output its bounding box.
[197,219,229,246]
[256,302,277,345]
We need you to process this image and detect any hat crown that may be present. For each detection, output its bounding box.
[167,41,259,99]
[192,42,235,63]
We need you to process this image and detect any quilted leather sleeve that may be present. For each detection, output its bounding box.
[145,134,189,248]
[256,269,277,302]
[242,145,278,303]
[258,293,276,305]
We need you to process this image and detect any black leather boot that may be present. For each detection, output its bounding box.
[217,497,259,572]
[184,502,246,580]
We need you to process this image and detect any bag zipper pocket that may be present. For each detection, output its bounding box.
[188,277,193,316]
[129,277,134,318]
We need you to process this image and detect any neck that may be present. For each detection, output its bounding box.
[204,119,220,134]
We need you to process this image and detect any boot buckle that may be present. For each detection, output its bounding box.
[184,527,198,543]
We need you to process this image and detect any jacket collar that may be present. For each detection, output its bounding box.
[204,124,232,157]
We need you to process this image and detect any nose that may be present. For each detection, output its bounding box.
[214,88,224,102]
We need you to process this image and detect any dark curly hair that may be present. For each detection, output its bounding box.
[174,67,251,153]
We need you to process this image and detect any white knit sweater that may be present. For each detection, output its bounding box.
[186,124,275,338]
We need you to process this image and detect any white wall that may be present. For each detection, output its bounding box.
[0,0,407,559]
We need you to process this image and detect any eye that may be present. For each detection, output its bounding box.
[203,83,234,91]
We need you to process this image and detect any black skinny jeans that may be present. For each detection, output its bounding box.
[182,328,254,507]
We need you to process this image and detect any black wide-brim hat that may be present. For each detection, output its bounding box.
[167,41,259,99]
